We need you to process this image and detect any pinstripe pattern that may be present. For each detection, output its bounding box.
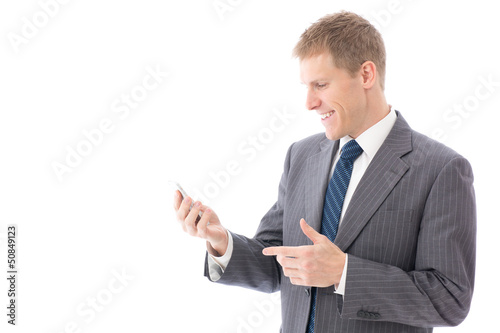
[308,140,364,332]
[204,112,476,332]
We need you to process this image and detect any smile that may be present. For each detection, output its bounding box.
[320,111,334,120]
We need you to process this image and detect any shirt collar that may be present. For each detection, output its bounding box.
[339,105,397,159]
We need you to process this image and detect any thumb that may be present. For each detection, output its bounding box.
[300,218,323,244]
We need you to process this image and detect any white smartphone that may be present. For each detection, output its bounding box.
[169,181,203,219]
[169,181,189,199]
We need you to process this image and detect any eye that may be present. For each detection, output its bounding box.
[315,83,327,90]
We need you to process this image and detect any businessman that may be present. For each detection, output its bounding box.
[173,11,476,332]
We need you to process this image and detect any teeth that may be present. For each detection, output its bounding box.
[321,111,334,119]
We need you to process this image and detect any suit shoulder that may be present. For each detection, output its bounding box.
[288,132,328,156]
[291,132,328,150]
[411,130,470,168]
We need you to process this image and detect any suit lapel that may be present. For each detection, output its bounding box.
[304,137,338,234]
[334,113,413,252]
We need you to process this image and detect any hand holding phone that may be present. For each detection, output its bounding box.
[170,181,229,256]
[169,181,202,219]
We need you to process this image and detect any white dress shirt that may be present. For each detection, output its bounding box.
[208,107,398,294]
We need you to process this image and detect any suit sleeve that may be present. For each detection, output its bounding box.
[203,144,294,293]
[340,156,476,327]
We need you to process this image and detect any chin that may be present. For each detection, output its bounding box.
[325,130,341,141]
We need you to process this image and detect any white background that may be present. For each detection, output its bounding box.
[0,0,498,332]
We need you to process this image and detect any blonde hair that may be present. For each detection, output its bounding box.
[293,11,386,90]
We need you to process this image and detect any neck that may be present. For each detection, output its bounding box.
[370,92,390,122]
[351,93,390,139]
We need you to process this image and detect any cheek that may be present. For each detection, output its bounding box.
[335,109,349,127]
[333,93,359,124]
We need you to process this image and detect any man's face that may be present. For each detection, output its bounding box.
[300,52,367,140]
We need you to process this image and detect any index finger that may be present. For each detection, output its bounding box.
[173,190,183,211]
[262,246,301,257]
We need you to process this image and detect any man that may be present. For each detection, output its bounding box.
[173,11,476,332]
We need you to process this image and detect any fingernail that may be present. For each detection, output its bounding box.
[194,201,201,208]
[262,249,268,255]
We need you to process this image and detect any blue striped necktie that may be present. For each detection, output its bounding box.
[306,139,363,333]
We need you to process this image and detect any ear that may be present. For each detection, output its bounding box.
[360,61,377,89]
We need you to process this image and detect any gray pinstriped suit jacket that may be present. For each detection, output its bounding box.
[205,112,476,332]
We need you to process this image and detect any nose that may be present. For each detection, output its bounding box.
[305,89,321,111]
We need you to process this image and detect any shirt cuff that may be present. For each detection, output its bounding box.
[207,231,233,281]
[334,254,348,296]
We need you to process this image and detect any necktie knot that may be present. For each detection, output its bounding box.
[340,140,363,161]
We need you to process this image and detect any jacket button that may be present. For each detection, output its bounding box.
[357,310,367,318]
[357,310,381,319]
[304,288,310,297]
